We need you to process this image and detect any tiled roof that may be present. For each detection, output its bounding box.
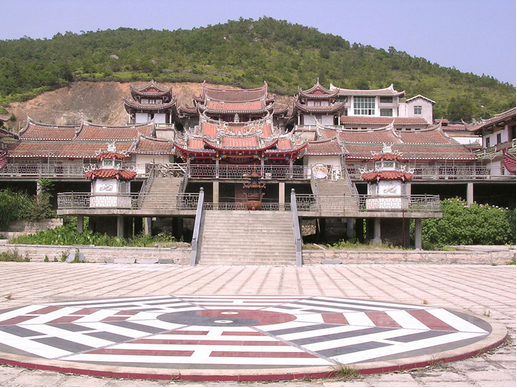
[199,81,268,102]
[130,80,173,98]
[319,125,475,161]
[75,122,154,140]
[469,107,516,133]
[204,100,267,113]
[361,171,413,181]
[298,80,339,99]
[340,116,428,126]
[306,138,343,155]
[5,140,133,158]
[97,152,129,160]
[131,136,174,154]
[222,136,259,148]
[330,83,405,97]
[123,98,177,112]
[19,119,78,141]
[294,100,346,114]
[85,168,136,180]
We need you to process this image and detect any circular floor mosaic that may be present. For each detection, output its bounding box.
[0,295,505,380]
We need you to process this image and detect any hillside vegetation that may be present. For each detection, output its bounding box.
[0,17,514,122]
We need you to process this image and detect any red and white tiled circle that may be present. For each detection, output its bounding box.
[0,295,498,374]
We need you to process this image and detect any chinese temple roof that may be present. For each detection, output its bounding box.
[294,99,346,115]
[85,168,136,181]
[19,118,78,141]
[361,170,413,182]
[129,80,173,99]
[330,83,405,97]
[130,135,174,155]
[298,80,340,99]
[468,107,516,134]
[318,124,475,161]
[123,98,177,113]
[306,138,343,156]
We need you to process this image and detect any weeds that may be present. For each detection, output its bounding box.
[333,364,360,380]
[0,250,29,262]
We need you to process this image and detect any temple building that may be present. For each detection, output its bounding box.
[0,80,514,265]
[124,80,177,125]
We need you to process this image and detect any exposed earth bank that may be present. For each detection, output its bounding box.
[6,81,292,132]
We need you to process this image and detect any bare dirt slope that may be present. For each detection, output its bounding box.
[7,82,292,132]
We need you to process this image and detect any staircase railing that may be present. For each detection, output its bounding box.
[290,188,303,267]
[136,164,155,209]
[190,187,205,266]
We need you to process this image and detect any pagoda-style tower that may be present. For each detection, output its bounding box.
[293,80,346,126]
[85,144,136,209]
[361,144,413,210]
[123,80,177,124]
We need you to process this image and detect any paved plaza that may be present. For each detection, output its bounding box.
[0,262,515,387]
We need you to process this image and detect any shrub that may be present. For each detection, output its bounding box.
[421,197,515,247]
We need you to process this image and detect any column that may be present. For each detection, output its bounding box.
[144,217,152,235]
[117,216,124,238]
[260,157,265,177]
[213,181,219,210]
[415,218,423,250]
[467,183,474,205]
[215,158,220,179]
[279,182,285,211]
[372,218,382,245]
[77,215,84,233]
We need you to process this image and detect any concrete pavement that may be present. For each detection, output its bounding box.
[0,262,515,387]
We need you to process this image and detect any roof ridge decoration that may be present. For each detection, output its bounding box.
[130,80,173,95]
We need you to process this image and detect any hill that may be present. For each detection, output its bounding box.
[0,17,515,123]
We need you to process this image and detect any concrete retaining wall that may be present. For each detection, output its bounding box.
[0,244,190,265]
[0,244,514,265]
[302,248,515,265]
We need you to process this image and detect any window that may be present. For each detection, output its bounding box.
[485,137,490,148]
[414,105,422,114]
[497,133,502,144]
[380,96,393,103]
[354,96,375,115]
[380,109,393,117]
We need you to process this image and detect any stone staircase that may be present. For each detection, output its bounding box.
[315,178,359,213]
[140,176,183,210]
[197,210,297,265]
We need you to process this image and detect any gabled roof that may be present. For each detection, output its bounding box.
[329,83,405,97]
[405,94,436,105]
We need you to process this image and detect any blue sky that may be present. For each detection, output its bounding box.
[1,0,515,85]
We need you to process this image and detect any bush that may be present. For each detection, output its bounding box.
[421,197,515,247]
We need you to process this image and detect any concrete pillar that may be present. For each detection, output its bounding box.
[215,158,220,178]
[415,218,423,250]
[405,182,412,196]
[77,215,84,233]
[279,182,285,211]
[372,218,382,245]
[213,181,219,209]
[117,216,124,238]
[144,217,152,235]
[346,218,354,239]
[467,183,474,205]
